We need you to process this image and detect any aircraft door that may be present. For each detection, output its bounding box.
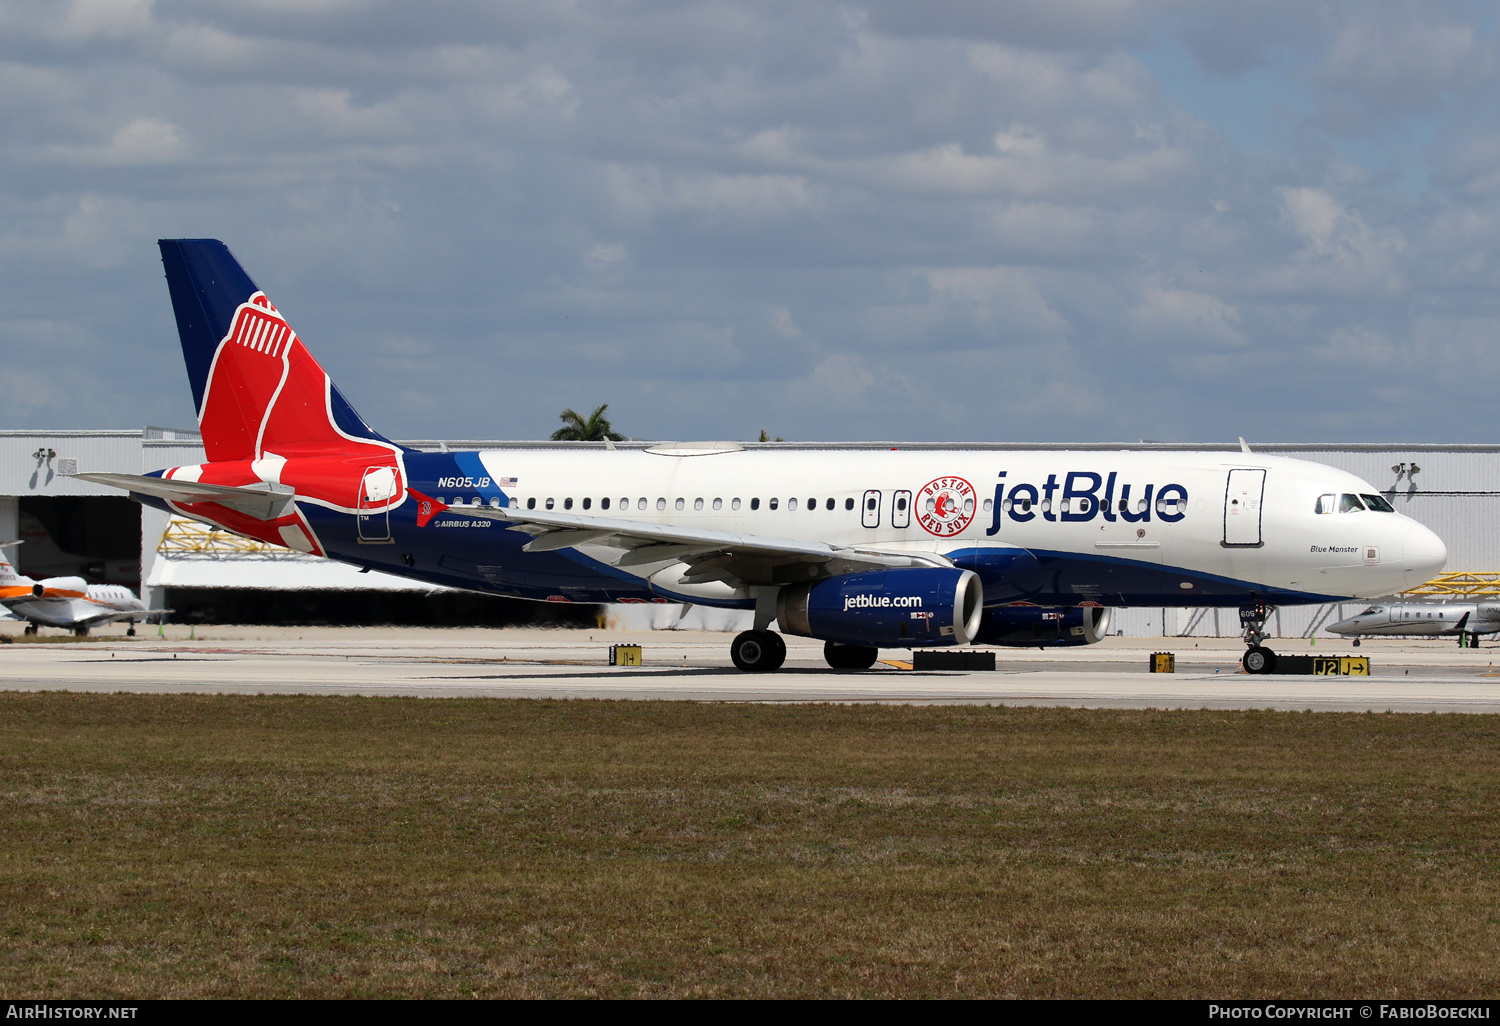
[892,490,912,528]
[1222,468,1266,547]
[862,490,881,528]
[358,466,397,543]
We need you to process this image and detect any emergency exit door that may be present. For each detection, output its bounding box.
[1223,468,1266,547]
[358,466,397,543]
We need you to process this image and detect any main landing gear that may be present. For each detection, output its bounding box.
[824,641,878,670]
[730,629,786,672]
[1239,598,1278,675]
[728,631,884,672]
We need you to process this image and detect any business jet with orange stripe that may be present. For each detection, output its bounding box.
[0,545,157,636]
[78,240,1448,674]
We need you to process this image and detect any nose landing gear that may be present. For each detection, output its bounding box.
[1239,599,1278,674]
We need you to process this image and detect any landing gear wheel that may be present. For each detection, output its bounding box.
[731,630,786,672]
[1242,646,1277,675]
[1352,639,1360,647]
[126,626,136,637]
[23,624,36,636]
[824,641,878,670]
[74,627,89,638]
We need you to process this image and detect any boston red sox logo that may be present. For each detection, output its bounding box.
[916,476,976,537]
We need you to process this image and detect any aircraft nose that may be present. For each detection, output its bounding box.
[1401,523,1447,586]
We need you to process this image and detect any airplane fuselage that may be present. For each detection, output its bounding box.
[1327,601,1500,639]
[144,447,1446,611]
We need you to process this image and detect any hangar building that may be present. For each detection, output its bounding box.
[2,430,1495,638]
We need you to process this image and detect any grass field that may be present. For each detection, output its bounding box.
[2,693,1498,998]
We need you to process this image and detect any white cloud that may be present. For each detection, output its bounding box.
[0,0,1495,444]
[1265,187,1407,297]
[1127,286,1245,348]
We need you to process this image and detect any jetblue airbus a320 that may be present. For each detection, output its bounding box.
[81,240,1448,674]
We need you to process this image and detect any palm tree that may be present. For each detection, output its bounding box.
[551,403,625,441]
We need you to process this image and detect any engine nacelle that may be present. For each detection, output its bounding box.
[976,605,1113,648]
[34,576,87,599]
[777,568,984,648]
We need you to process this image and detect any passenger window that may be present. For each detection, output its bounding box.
[637,497,646,510]
[694,498,704,510]
[1339,493,1365,513]
[845,497,854,510]
[866,497,877,510]
[788,498,799,511]
[807,498,816,510]
[1361,493,1395,512]
[732,498,740,510]
[582,497,592,510]
[656,497,666,510]
[713,498,722,510]
[983,498,993,512]
[601,497,610,510]
[750,498,760,510]
[1316,494,1337,514]
[527,497,536,509]
[564,497,574,510]
[620,497,628,510]
[770,498,779,510]
[826,498,834,510]
[546,497,555,510]
[675,498,685,510]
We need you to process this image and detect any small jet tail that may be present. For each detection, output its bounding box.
[0,542,31,589]
[158,240,399,463]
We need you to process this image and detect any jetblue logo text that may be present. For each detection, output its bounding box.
[843,594,924,612]
[987,471,1189,536]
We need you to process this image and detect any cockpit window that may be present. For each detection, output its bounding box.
[1315,493,1337,514]
[1360,493,1395,513]
[1361,607,1383,615]
[1339,493,1365,513]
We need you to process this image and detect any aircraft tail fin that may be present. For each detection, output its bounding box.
[158,239,399,463]
[0,542,28,588]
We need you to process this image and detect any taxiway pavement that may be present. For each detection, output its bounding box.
[3,625,1500,712]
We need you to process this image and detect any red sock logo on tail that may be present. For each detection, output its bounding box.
[200,293,392,463]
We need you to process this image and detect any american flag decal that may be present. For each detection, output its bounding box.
[499,477,518,487]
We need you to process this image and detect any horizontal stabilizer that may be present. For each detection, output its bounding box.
[74,472,296,521]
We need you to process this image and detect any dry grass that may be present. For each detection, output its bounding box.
[1,694,1497,998]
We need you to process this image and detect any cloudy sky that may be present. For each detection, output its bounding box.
[2,0,1497,444]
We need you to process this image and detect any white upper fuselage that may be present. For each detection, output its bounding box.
[408,446,1446,604]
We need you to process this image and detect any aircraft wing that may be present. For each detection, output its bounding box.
[452,504,953,586]
[74,473,295,520]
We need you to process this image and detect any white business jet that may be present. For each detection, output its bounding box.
[0,544,160,636]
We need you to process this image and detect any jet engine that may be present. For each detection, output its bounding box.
[975,605,1113,648]
[777,568,984,648]
[32,576,87,598]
